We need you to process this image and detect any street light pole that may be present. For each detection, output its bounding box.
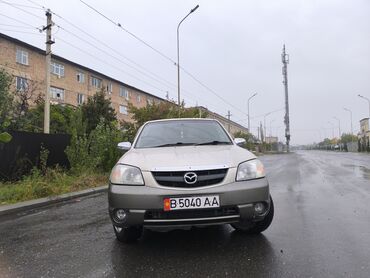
[247,93,257,133]
[177,4,199,107]
[263,112,272,143]
[328,121,335,138]
[269,119,276,137]
[333,116,341,138]
[343,107,353,135]
[358,94,370,118]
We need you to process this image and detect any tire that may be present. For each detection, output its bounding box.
[231,195,274,234]
[113,225,143,243]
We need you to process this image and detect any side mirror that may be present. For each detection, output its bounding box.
[234,138,246,146]
[117,142,132,150]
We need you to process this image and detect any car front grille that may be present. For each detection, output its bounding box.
[151,168,228,188]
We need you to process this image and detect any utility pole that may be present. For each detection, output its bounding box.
[333,116,341,138]
[43,9,54,134]
[282,45,291,152]
[226,110,231,133]
[247,93,257,133]
[343,107,353,135]
[328,121,335,138]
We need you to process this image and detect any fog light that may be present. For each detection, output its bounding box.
[254,203,265,215]
[114,209,127,222]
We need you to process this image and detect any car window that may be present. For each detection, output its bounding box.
[135,120,232,148]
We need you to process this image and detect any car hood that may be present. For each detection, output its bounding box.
[118,145,256,171]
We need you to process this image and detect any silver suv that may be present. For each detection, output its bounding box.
[108,119,273,242]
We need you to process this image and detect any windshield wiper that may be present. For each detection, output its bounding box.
[195,140,231,146]
[152,142,195,148]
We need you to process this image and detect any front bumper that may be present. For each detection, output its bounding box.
[108,177,270,228]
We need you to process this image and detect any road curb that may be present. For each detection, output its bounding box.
[0,185,108,216]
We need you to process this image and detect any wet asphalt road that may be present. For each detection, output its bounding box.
[0,151,370,278]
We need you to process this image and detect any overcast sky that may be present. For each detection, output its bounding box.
[1,0,369,144]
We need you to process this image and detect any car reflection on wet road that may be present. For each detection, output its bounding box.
[0,151,369,277]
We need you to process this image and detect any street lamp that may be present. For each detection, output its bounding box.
[328,121,335,138]
[333,116,341,138]
[358,94,370,118]
[343,107,353,135]
[269,118,276,137]
[177,4,199,107]
[247,93,257,133]
[263,112,272,142]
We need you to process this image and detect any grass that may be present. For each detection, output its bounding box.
[0,168,108,205]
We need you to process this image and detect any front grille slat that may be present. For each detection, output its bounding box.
[145,206,239,220]
[152,168,228,188]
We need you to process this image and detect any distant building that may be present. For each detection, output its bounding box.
[265,136,278,144]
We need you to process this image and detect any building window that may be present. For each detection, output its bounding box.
[147,98,153,105]
[77,93,85,105]
[16,49,28,65]
[107,82,113,94]
[50,87,64,100]
[50,62,65,77]
[76,72,85,83]
[119,87,129,99]
[136,94,141,103]
[119,105,128,115]
[91,76,102,88]
[15,76,28,91]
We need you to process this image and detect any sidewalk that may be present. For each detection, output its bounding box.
[0,185,108,216]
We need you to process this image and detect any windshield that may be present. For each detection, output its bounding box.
[135,120,232,148]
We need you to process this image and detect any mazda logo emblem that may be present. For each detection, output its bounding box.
[184,172,198,184]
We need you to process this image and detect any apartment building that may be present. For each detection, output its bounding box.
[0,32,249,134]
[0,32,161,123]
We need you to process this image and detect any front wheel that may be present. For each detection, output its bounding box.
[113,225,143,243]
[231,196,274,234]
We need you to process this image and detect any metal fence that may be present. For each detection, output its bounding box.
[0,131,71,181]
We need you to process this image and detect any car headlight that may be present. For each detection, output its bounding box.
[110,164,144,185]
[236,159,265,181]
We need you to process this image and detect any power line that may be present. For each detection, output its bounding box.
[24,0,45,9]
[12,0,246,122]
[47,10,227,112]
[79,0,175,65]
[0,23,36,29]
[0,0,43,9]
[77,0,249,120]
[56,25,178,91]
[0,0,44,21]
[0,28,43,35]
[0,12,42,31]
[50,11,174,86]
[49,10,213,107]
[54,36,169,94]
[180,68,247,116]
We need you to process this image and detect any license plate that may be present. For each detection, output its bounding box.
[163,195,220,211]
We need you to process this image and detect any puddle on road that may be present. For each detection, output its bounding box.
[342,164,370,180]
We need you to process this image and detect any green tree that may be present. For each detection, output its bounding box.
[14,101,76,134]
[340,133,357,144]
[0,69,14,143]
[81,90,116,134]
